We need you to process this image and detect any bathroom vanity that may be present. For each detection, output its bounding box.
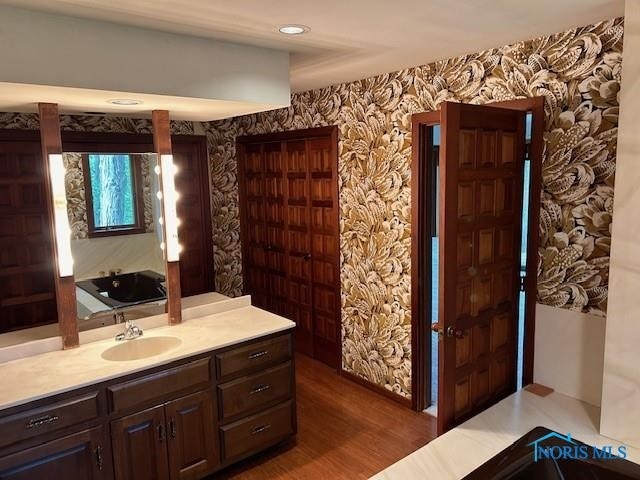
[0,306,296,480]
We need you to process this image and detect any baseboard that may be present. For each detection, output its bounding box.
[339,368,412,408]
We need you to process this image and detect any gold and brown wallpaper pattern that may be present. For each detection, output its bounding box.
[205,18,623,398]
[0,114,194,240]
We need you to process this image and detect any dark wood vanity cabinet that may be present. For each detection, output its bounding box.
[111,391,218,480]
[0,331,295,480]
[0,425,110,480]
[110,405,171,480]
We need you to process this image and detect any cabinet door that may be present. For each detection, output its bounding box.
[0,425,109,480]
[165,390,218,480]
[111,405,169,480]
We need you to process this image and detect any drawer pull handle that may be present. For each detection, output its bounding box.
[248,350,268,360]
[95,445,103,471]
[250,384,272,395]
[251,424,271,435]
[158,424,165,442]
[25,414,59,429]
[169,418,177,439]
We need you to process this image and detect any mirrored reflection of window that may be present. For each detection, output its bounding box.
[83,154,144,237]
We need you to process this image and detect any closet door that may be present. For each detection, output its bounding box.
[307,137,340,368]
[239,128,339,368]
[262,142,288,317]
[284,140,314,357]
[240,142,269,310]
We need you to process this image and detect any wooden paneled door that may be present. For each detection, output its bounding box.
[436,102,526,433]
[0,139,58,333]
[284,139,314,356]
[238,127,340,368]
[0,426,110,480]
[111,405,170,480]
[165,391,218,480]
[306,137,340,367]
[172,138,215,297]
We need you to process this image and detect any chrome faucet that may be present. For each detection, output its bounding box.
[114,312,144,341]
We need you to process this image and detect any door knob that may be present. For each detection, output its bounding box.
[431,323,465,339]
[303,253,311,260]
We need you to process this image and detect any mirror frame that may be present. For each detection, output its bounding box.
[39,105,183,348]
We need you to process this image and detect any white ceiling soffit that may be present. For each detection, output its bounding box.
[0,6,290,120]
[0,83,283,122]
[1,0,625,93]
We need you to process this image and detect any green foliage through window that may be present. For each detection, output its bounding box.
[87,154,137,229]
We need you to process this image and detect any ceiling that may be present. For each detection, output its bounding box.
[0,83,282,121]
[1,0,625,93]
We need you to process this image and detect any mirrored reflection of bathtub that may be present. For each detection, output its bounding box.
[77,302,166,332]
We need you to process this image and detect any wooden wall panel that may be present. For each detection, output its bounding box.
[38,103,78,348]
[0,141,58,333]
[152,110,181,325]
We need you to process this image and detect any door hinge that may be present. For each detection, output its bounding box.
[519,273,527,292]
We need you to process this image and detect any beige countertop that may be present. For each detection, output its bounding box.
[0,305,294,411]
[371,390,640,479]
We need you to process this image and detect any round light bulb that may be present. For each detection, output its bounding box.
[278,24,309,35]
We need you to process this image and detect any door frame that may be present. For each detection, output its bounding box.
[236,126,341,370]
[410,97,544,411]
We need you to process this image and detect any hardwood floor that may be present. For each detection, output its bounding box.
[212,354,436,480]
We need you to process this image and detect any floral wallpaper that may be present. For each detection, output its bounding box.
[0,114,195,239]
[0,112,194,135]
[62,153,155,239]
[204,18,623,398]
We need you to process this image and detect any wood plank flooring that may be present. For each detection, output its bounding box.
[212,354,436,480]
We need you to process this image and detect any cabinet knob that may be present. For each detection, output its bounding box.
[303,253,311,261]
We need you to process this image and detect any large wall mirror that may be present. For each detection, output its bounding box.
[0,129,213,348]
[64,151,167,331]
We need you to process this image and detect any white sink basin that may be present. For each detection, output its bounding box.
[101,336,182,361]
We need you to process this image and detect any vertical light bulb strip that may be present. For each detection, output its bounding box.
[160,154,180,262]
[48,154,73,277]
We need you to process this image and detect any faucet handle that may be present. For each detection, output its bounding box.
[131,326,144,337]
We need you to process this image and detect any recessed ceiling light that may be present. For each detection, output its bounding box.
[108,98,143,106]
[278,24,309,35]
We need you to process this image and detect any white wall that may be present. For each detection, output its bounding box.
[0,6,290,106]
[71,232,165,281]
[534,304,606,407]
[600,0,640,449]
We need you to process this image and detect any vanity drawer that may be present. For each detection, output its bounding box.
[216,334,291,379]
[220,400,293,461]
[218,361,292,420]
[0,392,100,449]
[108,357,211,413]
